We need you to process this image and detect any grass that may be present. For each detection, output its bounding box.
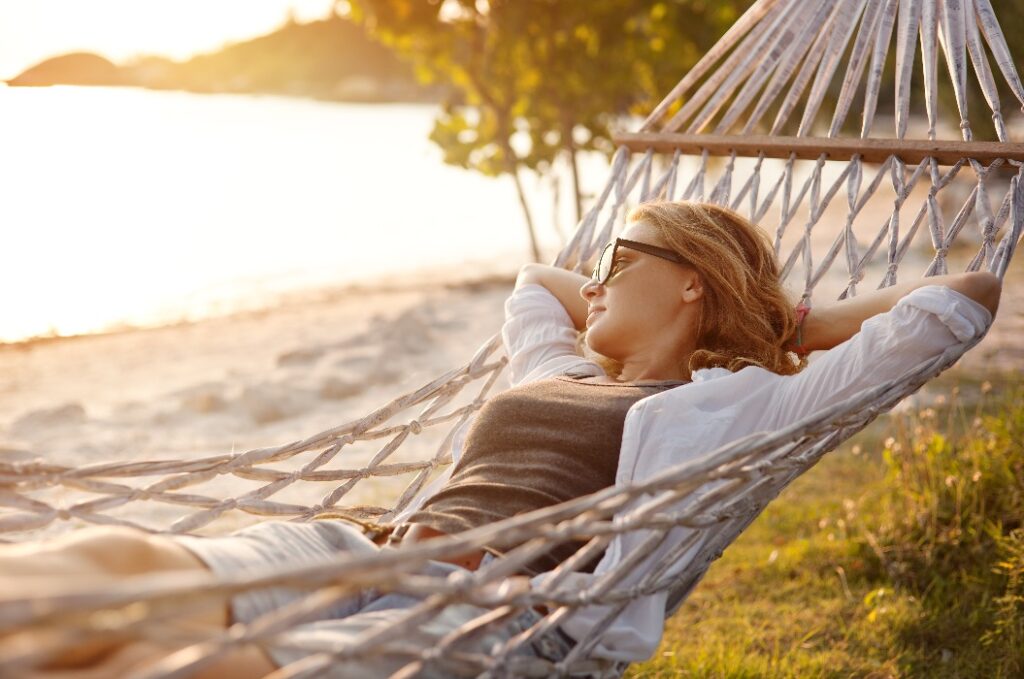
[626,371,1024,679]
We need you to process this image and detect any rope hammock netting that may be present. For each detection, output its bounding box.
[2,0,1023,676]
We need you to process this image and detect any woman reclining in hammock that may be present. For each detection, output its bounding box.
[0,201,1002,678]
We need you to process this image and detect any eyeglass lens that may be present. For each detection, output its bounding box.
[595,243,615,283]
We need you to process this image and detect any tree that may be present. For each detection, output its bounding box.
[346,0,752,261]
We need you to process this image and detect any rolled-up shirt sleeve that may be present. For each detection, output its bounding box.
[760,284,993,431]
[501,283,596,385]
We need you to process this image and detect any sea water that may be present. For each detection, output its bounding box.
[0,85,1006,343]
[0,85,572,342]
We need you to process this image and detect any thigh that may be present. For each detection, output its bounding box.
[0,526,225,671]
[0,525,210,592]
[1,525,179,565]
[21,638,277,679]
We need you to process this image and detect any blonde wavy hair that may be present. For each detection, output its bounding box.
[581,201,802,379]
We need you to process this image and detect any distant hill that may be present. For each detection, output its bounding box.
[8,13,438,103]
[8,52,126,87]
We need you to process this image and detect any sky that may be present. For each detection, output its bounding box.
[0,0,339,80]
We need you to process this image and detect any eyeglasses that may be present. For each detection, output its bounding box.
[592,237,690,284]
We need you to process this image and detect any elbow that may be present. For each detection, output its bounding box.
[959,271,1002,319]
[515,263,543,289]
[516,263,555,290]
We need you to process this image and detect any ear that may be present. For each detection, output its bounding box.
[680,271,704,304]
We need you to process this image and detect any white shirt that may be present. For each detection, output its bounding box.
[396,282,992,661]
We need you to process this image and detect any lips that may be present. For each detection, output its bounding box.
[586,306,606,325]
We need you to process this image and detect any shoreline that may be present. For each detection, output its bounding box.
[0,270,517,462]
[0,269,520,352]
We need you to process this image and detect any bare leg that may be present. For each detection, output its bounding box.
[0,526,276,677]
[20,638,276,679]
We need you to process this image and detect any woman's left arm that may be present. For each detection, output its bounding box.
[760,271,999,433]
[795,271,1002,352]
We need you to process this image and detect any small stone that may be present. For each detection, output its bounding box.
[277,347,325,367]
[11,403,87,434]
[239,384,304,424]
[319,377,363,400]
[179,386,228,414]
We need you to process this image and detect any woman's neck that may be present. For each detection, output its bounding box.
[616,364,689,383]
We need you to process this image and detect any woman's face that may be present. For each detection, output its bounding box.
[579,220,702,362]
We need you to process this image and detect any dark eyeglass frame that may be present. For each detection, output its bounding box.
[592,237,690,284]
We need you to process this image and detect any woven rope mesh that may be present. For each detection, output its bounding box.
[2,0,1022,676]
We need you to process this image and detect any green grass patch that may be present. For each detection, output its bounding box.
[627,375,1024,678]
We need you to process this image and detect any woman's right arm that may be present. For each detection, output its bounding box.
[515,264,591,332]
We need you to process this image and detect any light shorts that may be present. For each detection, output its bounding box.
[169,520,574,677]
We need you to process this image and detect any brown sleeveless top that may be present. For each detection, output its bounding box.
[406,373,686,573]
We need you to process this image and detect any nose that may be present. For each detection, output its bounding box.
[580,277,603,301]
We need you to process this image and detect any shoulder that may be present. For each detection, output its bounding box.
[628,365,781,420]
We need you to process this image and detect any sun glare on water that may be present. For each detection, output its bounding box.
[0,85,549,343]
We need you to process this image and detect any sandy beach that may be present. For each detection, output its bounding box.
[0,265,1020,538]
[0,276,519,535]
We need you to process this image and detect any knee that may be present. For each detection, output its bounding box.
[69,526,185,575]
[72,524,148,546]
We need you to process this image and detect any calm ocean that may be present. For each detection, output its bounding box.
[1,85,1005,343]
[0,85,577,342]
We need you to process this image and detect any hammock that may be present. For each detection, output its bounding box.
[2,0,1022,676]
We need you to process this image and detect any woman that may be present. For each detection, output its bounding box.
[0,201,1001,678]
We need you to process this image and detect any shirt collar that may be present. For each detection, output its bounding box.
[689,367,733,383]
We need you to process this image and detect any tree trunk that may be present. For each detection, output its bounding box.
[565,118,581,222]
[460,29,541,263]
[566,137,583,224]
[510,167,542,262]
[551,171,567,247]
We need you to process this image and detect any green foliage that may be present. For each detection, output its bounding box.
[857,382,1024,676]
[984,528,1024,659]
[348,1,752,184]
[629,377,1024,678]
[867,394,1023,589]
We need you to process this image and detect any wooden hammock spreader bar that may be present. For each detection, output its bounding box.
[613,132,1024,165]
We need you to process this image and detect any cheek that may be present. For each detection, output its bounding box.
[588,290,678,355]
[607,291,653,325]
